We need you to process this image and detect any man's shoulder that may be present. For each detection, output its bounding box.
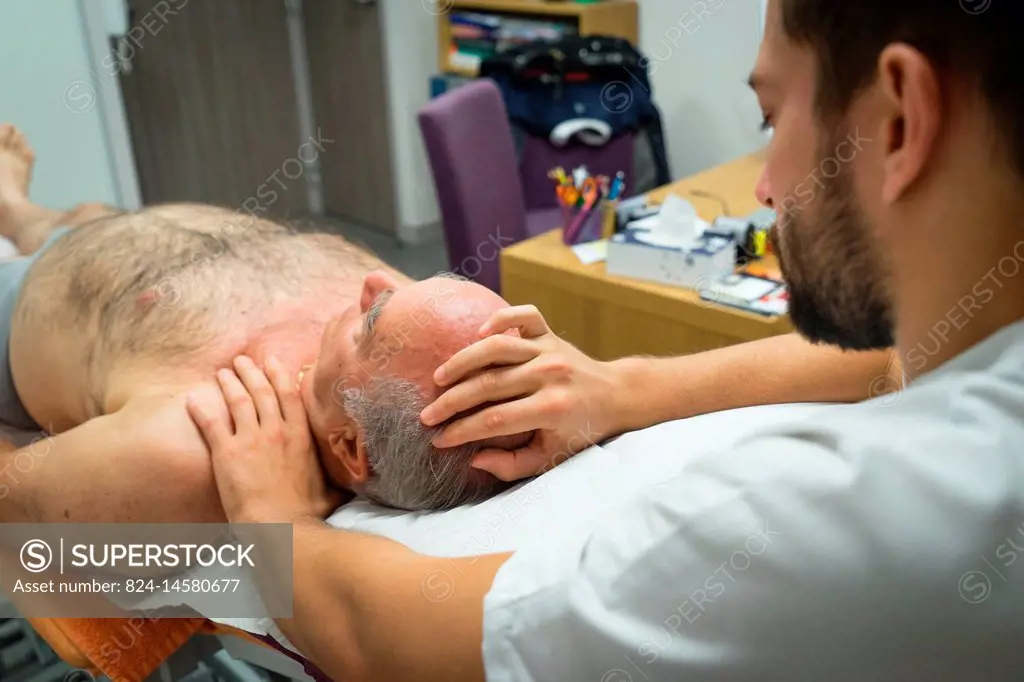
[90,390,211,461]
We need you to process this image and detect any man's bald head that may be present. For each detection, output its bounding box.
[305,272,531,511]
[355,273,510,394]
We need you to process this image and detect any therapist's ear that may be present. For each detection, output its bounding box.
[328,424,370,485]
[877,44,941,204]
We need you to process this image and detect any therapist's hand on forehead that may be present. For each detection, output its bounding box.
[418,304,627,481]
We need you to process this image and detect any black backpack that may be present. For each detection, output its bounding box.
[481,35,671,189]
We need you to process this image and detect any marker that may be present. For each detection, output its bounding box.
[573,165,589,189]
[608,173,625,200]
[549,166,569,185]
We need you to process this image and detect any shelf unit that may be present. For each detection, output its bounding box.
[437,0,639,77]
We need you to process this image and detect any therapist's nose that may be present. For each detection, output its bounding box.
[754,167,773,209]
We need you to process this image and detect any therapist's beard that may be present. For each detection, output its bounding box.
[773,134,895,351]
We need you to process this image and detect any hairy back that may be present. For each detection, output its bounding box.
[15,204,379,413]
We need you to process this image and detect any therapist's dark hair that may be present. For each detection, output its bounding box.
[780,0,1024,175]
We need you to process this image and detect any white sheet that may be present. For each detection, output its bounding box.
[3,402,840,646]
[0,237,19,260]
[323,402,833,556]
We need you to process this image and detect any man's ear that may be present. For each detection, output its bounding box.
[877,43,942,204]
[328,423,369,485]
[361,270,400,312]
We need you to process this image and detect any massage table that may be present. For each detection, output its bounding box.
[2,402,840,681]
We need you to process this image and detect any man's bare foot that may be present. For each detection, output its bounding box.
[0,124,37,241]
[0,124,34,206]
[0,125,116,254]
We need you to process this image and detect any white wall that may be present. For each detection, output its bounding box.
[0,0,124,210]
[379,1,442,240]
[640,0,767,178]
[381,0,768,240]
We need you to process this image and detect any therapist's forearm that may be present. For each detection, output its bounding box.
[273,519,508,682]
[609,332,897,433]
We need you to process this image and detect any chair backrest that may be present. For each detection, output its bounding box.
[520,133,635,211]
[417,79,528,292]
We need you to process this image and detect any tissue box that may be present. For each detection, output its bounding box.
[607,228,736,289]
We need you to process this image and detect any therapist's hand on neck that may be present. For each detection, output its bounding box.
[186,354,344,524]
[189,355,503,682]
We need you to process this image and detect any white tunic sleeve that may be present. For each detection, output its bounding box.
[481,418,1024,682]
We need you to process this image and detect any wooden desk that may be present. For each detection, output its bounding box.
[500,151,793,360]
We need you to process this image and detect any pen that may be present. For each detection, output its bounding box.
[573,166,589,189]
[608,172,625,200]
[549,166,570,186]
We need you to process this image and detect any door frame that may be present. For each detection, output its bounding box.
[77,0,142,210]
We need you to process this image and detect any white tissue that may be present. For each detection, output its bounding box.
[632,195,710,249]
[657,194,700,236]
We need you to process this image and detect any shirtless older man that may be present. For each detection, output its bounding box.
[0,124,519,523]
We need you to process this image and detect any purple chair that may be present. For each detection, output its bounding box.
[418,79,556,292]
[418,79,635,291]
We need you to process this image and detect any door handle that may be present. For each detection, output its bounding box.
[113,0,136,76]
[115,36,135,75]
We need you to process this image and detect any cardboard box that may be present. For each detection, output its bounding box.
[607,228,736,289]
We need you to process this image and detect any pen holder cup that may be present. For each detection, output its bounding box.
[561,203,606,246]
[600,199,619,240]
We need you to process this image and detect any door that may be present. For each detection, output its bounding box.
[117,0,309,216]
[303,0,397,233]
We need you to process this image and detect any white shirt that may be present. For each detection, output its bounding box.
[482,321,1024,681]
